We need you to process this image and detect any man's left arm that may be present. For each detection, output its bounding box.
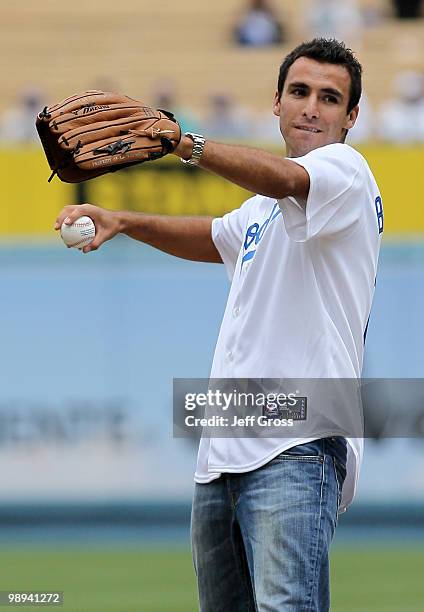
[173,137,310,201]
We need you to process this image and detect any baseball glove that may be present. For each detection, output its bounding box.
[36,90,181,183]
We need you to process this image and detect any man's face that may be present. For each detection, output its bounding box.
[274,57,359,158]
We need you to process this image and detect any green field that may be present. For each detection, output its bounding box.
[0,548,422,611]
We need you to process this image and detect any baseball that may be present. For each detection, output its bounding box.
[60,216,96,249]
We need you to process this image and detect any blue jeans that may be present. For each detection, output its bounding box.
[191,437,347,612]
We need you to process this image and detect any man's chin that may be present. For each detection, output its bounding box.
[286,135,329,158]
[287,143,318,158]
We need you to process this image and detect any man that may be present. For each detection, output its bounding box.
[55,39,382,611]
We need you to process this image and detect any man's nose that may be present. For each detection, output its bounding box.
[302,96,320,119]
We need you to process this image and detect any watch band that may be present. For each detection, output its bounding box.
[181,132,206,166]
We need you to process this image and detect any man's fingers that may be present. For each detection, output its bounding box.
[81,232,106,253]
[54,204,113,253]
[54,204,95,230]
[54,207,80,230]
[82,241,98,254]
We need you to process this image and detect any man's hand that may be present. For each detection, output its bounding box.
[54,204,122,253]
[54,205,221,262]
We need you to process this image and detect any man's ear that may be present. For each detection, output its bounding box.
[273,91,281,117]
[345,105,359,130]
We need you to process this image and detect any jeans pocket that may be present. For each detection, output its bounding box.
[332,456,346,511]
[275,439,323,459]
[272,453,324,463]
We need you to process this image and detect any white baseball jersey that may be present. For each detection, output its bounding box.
[194,143,383,512]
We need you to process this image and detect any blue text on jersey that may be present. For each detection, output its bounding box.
[375,196,383,234]
[242,203,282,267]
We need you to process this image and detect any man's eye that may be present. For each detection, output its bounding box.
[324,95,338,103]
[292,89,305,96]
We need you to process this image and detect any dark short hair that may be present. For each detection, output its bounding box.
[277,38,362,113]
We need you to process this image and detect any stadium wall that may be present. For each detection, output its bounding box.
[0,145,423,236]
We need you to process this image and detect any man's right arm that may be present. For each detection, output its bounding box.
[54,204,222,263]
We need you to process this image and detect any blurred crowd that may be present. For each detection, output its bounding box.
[3,72,424,147]
[1,0,423,146]
[232,0,423,49]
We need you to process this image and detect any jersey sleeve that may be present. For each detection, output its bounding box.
[278,143,365,242]
[212,197,254,281]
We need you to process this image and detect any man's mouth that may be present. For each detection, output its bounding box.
[294,126,322,133]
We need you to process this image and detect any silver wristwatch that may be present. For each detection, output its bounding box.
[181,132,206,166]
